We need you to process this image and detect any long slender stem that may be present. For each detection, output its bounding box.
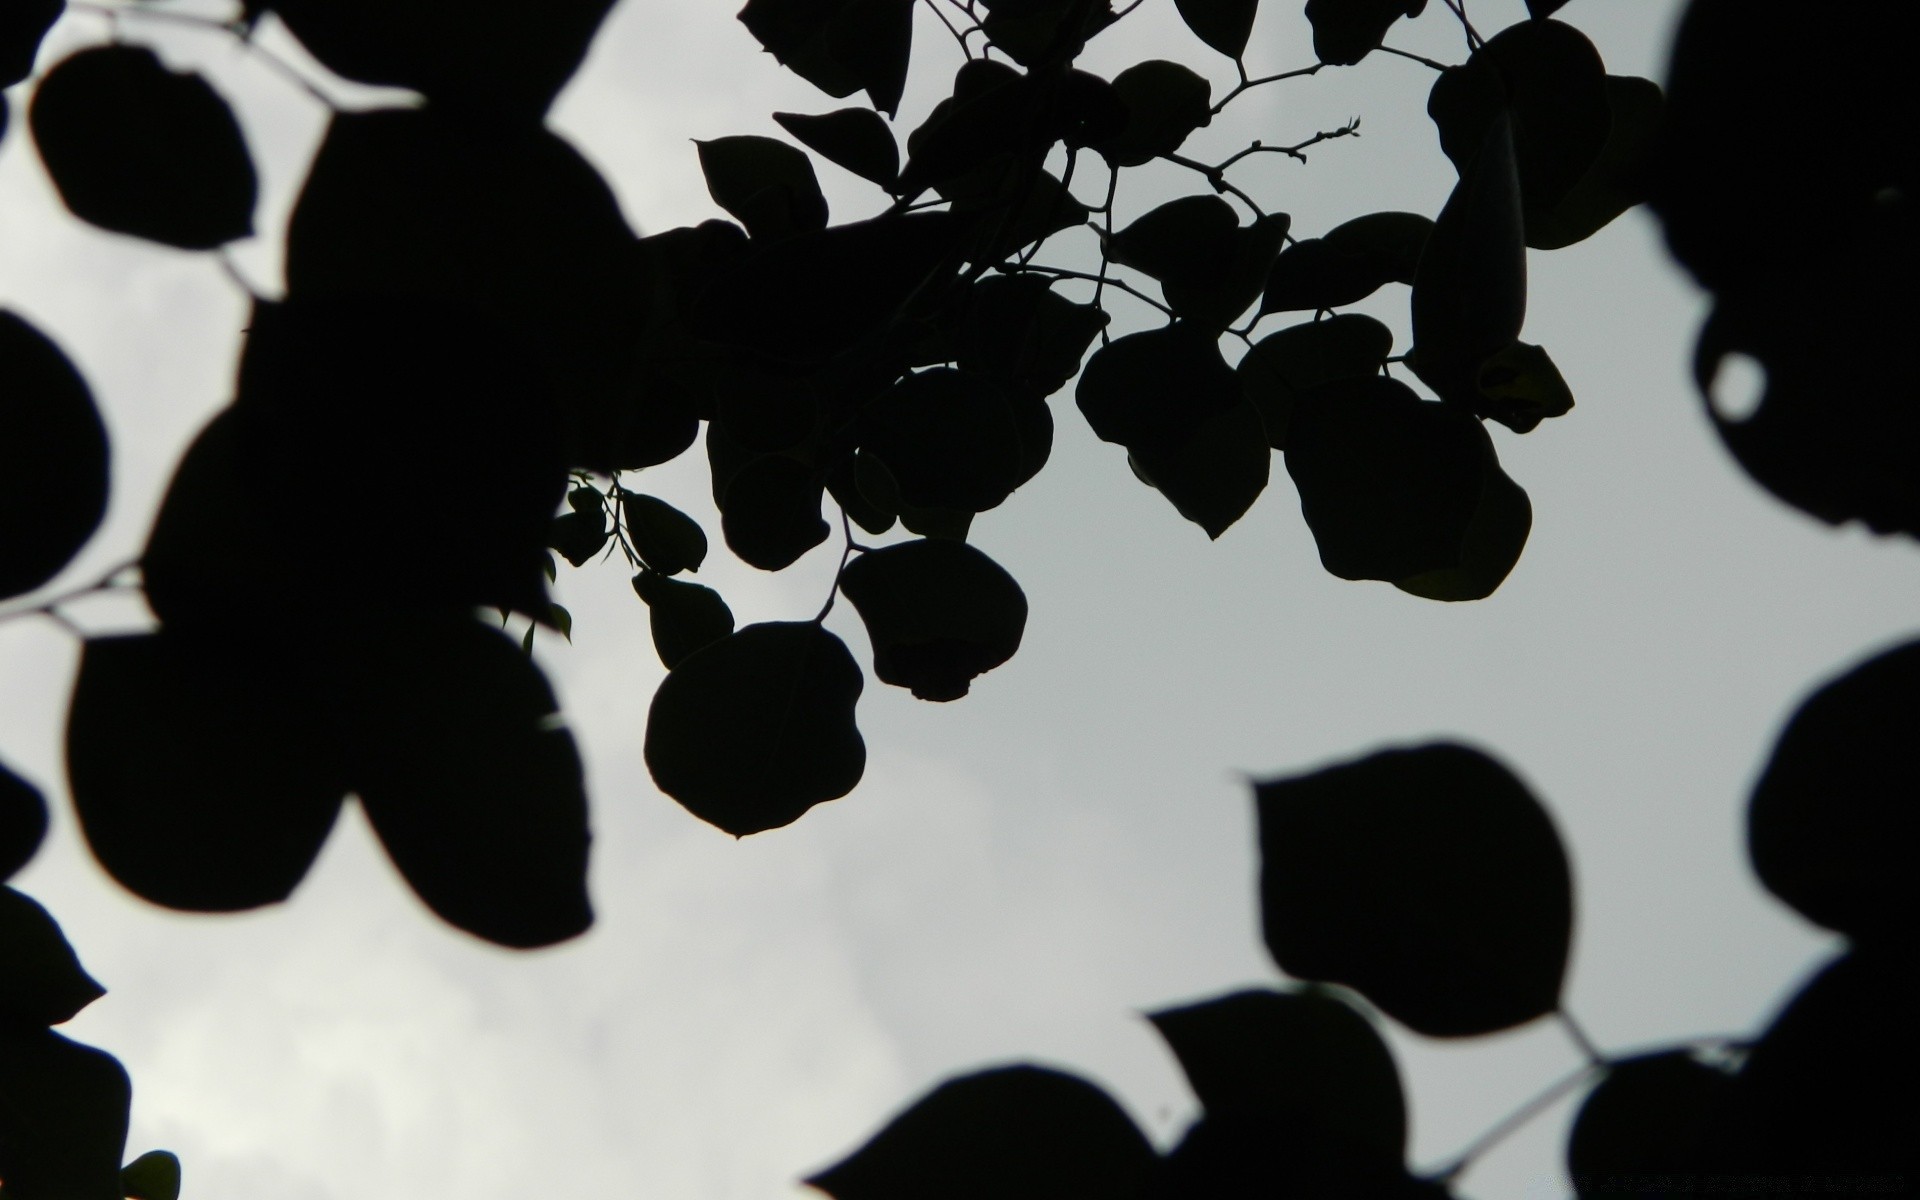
[1430,1062,1601,1184]
[1557,1008,1608,1067]
[1024,262,1173,319]
[1210,62,1323,116]
[1377,44,1451,71]
[814,507,858,624]
[0,560,140,631]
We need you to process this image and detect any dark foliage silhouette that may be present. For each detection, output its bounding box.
[0,0,1913,1194]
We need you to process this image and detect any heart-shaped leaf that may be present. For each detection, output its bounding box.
[839,539,1027,701]
[1255,742,1573,1036]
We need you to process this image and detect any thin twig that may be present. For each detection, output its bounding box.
[1430,1062,1601,1184]
[1557,1009,1609,1068]
[1024,262,1173,319]
[0,559,141,631]
[815,507,858,624]
[1160,153,1266,218]
[1377,44,1451,71]
[1211,62,1323,116]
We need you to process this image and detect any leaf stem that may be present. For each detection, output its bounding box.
[1024,262,1173,319]
[1377,44,1452,71]
[1556,1008,1609,1067]
[1430,1061,1601,1184]
[0,560,141,633]
[815,506,858,624]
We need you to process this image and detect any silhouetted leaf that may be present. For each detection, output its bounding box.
[272,0,617,116]
[1238,314,1393,449]
[0,1026,130,1200]
[1113,198,1287,328]
[957,274,1108,397]
[1152,1108,1443,1200]
[1525,75,1663,250]
[775,108,899,186]
[0,758,47,882]
[1410,108,1526,407]
[1304,0,1426,66]
[1428,21,1609,214]
[828,454,898,536]
[689,212,961,362]
[979,0,1116,68]
[1283,377,1494,582]
[645,622,865,836]
[121,1150,183,1200]
[807,1064,1154,1200]
[1391,458,1531,601]
[66,630,347,912]
[0,887,106,1026]
[1475,340,1572,433]
[286,106,646,469]
[712,358,822,453]
[0,311,109,602]
[1129,399,1270,538]
[233,295,564,618]
[549,508,611,568]
[839,539,1027,701]
[1077,323,1242,454]
[622,492,709,576]
[720,455,831,571]
[1093,60,1212,167]
[1262,237,1389,314]
[1175,0,1257,59]
[344,616,592,949]
[1323,211,1432,286]
[739,0,914,115]
[1747,639,1920,945]
[897,60,1027,200]
[1255,742,1573,1036]
[1149,987,1407,1160]
[30,46,256,249]
[632,572,736,670]
[697,135,829,241]
[0,0,59,86]
[1525,0,1570,15]
[864,369,1025,513]
[1567,1051,1734,1197]
[1703,950,1918,1188]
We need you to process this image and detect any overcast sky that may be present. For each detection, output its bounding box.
[4,1,1916,1197]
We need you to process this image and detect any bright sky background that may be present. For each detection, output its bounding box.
[4,1,1915,1197]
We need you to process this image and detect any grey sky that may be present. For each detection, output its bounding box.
[4,1,1915,1197]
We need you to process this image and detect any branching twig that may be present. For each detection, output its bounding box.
[1024,262,1173,320]
[1211,62,1323,116]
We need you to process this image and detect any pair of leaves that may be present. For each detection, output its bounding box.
[1108,196,1290,329]
[645,622,865,836]
[31,46,256,250]
[66,617,592,949]
[1255,742,1573,1036]
[1261,211,1431,315]
[739,0,913,116]
[0,311,108,602]
[269,0,616,117]
[1076,324,1268,538]
[1284,377,1532,599]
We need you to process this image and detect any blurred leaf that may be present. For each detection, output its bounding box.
[285,106,645,469]
[1304,0,1426,66]
[621,492,710,576]
[0,887,106,1026]
[1150,987,1407,1159]
[1475,340,1573,433]
[0,311,109,603]
[1391,459,1531,602]
[66,630,347,913]
[840,539,1027,701]
[645,622,865,836]
[0,1026,130,1200]
[548,602,573,642]
[1747,639,1920,945]
[1255,742,1574,1036]
[0,0,60,86]
[632,572,736,670]
[697,135,829,241]
[719,455,831,571]
[1282,377,1493,582]
[739,0,914,115]
[30,46,256,249]
[1129,399,1270,539]
[121,1150,182,1200]
[344,616,592,949]
[863,369,1025,513]
[1410,108,1526,407]
[0,758,47,882]
[1567,1051,1733,1197]
[1237,314,1393,449]
[1092,60,1212,167]
[271,0,616,116]
[1175,0,1257,59]
[775,108,900,187]
[807,1064,1154,1199]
